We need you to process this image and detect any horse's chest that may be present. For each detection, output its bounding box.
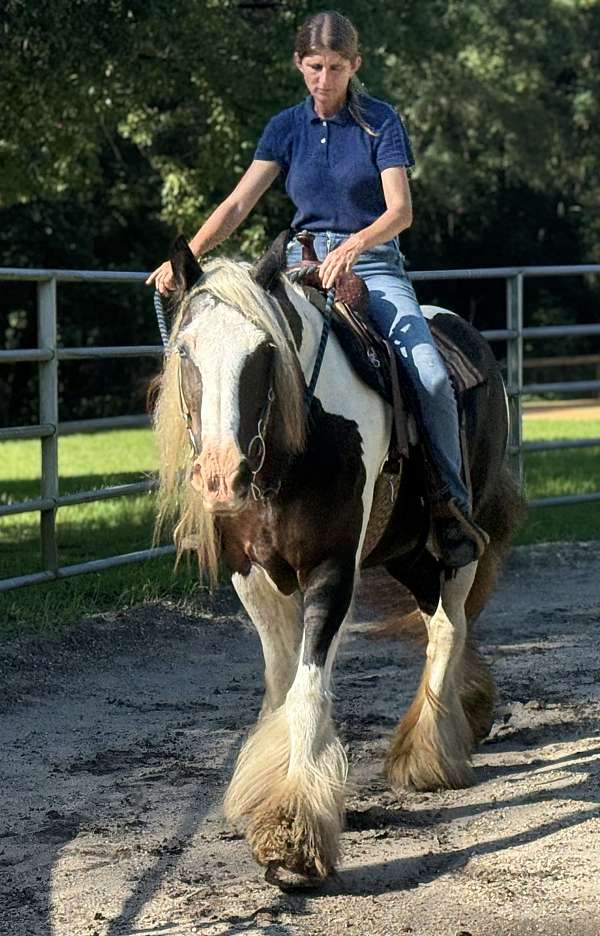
[220,512,298,594]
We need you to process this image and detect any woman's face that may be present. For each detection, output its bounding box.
[295,49,361,113]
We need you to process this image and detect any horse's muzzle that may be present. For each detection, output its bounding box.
[192,445,252,513]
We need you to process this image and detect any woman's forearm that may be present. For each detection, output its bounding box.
[188,159,280,258]
[147,160,279,292]
[188,200,249,258]
[353,205,412,252]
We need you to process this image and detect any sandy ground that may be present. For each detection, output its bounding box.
[1,542,599,936]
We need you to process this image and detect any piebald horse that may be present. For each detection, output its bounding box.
[153,243,522,889]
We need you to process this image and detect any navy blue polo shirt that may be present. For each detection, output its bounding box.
[254,94,414,233]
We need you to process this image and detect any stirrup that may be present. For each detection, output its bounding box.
[433,498,489,568]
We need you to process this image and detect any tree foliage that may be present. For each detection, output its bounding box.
[1,0,599,419]
[2,0,599,258]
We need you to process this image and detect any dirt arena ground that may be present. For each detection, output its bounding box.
[1,542,599,936]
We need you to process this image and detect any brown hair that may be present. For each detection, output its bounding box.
[294,10,375,135]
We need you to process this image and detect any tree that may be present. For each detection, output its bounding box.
[1,0,599,423]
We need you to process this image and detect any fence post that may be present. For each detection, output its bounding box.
[38,279,59,572]
[506,273,524,486]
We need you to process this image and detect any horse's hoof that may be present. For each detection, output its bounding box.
[265,861,323,892]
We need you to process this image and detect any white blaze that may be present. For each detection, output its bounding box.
[181,303,265,447]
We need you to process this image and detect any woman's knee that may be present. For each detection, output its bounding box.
[410,344,452,395]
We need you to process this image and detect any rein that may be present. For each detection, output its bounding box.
[154,288,200,457]
[153,289,171,348]
[286,265,335,408]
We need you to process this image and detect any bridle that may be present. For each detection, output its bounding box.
[175,346,200,457]
[246,381,279,501]
[155,274,334,503]
[174,339,279,501]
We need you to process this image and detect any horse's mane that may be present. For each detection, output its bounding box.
[152,258,307,580]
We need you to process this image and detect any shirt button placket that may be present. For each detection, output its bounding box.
[320,120,327,157]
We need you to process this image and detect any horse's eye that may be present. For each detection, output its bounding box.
[177,344,188,359]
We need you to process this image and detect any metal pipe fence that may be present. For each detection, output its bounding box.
[1,263,599,593]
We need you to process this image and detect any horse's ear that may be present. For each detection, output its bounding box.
[170,235,203,292]
[253,228,293,290]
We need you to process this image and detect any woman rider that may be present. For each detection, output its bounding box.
[147,10,487,568]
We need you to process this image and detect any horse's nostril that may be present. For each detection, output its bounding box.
[233,460,252,494]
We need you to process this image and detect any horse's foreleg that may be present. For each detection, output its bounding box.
[231,567,302,714]
[224,566,302,839]
[227,556,354,888]
[386,561,478,791]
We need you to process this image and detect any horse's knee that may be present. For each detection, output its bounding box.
[300,557,355,667]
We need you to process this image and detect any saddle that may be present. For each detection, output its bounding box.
[254,230,485,468]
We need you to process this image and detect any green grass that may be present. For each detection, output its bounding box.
[518,415,600,545]
[0,430,202,633]
[0,416,598,632]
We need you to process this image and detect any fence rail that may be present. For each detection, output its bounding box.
[1,263,599,592]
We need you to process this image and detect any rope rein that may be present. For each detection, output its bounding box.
[153,289,171,349]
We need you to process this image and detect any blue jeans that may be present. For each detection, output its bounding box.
[286,231,471,513]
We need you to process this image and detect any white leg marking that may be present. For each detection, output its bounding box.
[426,562,477,704]
[425,562,478,696]
[387,562,479,791]
[232,567,302,712]
[225,633,348,877]
[286,663,345,778]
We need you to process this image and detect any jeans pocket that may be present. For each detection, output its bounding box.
[361,241,403,272]
[369,239,401,257]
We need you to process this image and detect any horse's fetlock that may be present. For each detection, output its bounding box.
[387,736,474,792]
[386,692,474,792]
[247,792,342,879]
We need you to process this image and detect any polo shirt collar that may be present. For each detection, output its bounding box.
[304,95,351,125]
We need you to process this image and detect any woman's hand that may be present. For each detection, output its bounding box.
[319,234,365,290]
[146,260,175,295]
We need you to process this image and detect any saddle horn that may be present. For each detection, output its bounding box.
[170,235,203,292]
